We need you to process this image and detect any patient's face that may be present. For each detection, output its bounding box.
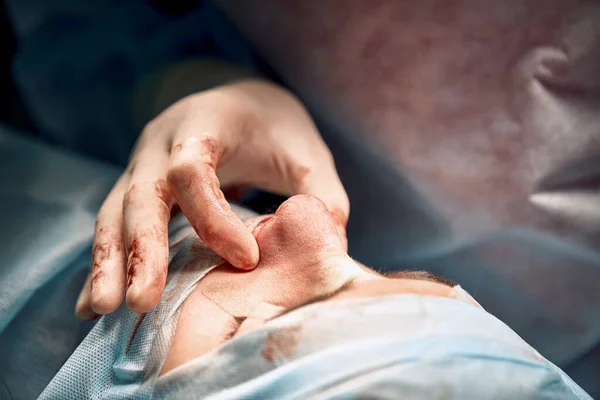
[161,195,466,375]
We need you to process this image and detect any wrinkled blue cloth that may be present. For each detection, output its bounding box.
[0,126,120,398]
[154,297,593,400]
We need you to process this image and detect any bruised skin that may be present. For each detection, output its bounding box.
[160,195,454,375]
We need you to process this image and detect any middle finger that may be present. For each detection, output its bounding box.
[123,149,172,313]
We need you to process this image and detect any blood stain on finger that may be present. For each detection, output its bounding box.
[91,270,105,285]
[92,242,112,267]
[168,164,195,192]
[127,238,143,287]
[127,266,137,287]
[127,263,138,287]
[125,180,171,210]
[126,230,168,288]
[199,137,222,169]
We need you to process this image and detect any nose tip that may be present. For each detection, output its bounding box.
[255,194,345,257]
[274,194,339,235]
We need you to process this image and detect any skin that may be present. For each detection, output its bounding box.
[160,195,459,376]
[75,79,349,317]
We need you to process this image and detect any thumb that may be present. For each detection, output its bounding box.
[289,158,350,250]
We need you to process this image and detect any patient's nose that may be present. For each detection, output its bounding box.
[253,194,347,266]
[198,195,358,317]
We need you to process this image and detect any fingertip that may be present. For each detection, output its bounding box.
[227,235,260,270]
[200,215,260,270]
[89,264,126,315]
[90,291,122,315]
[126,283,161,314]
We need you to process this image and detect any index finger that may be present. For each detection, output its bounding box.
[167,135,259,269]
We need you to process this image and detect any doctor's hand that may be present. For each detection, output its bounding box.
[75,79,349,319]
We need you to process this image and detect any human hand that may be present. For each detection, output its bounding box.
[75,79,349,319]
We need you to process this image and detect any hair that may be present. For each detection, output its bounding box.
[384,270,457,288]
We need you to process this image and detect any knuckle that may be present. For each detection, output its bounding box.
[169,151,197,171]
[122,180,172,213]
[197,136,222,166]
[170,135,222,168]
[289,162,313,190]
[328,205,349,227]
